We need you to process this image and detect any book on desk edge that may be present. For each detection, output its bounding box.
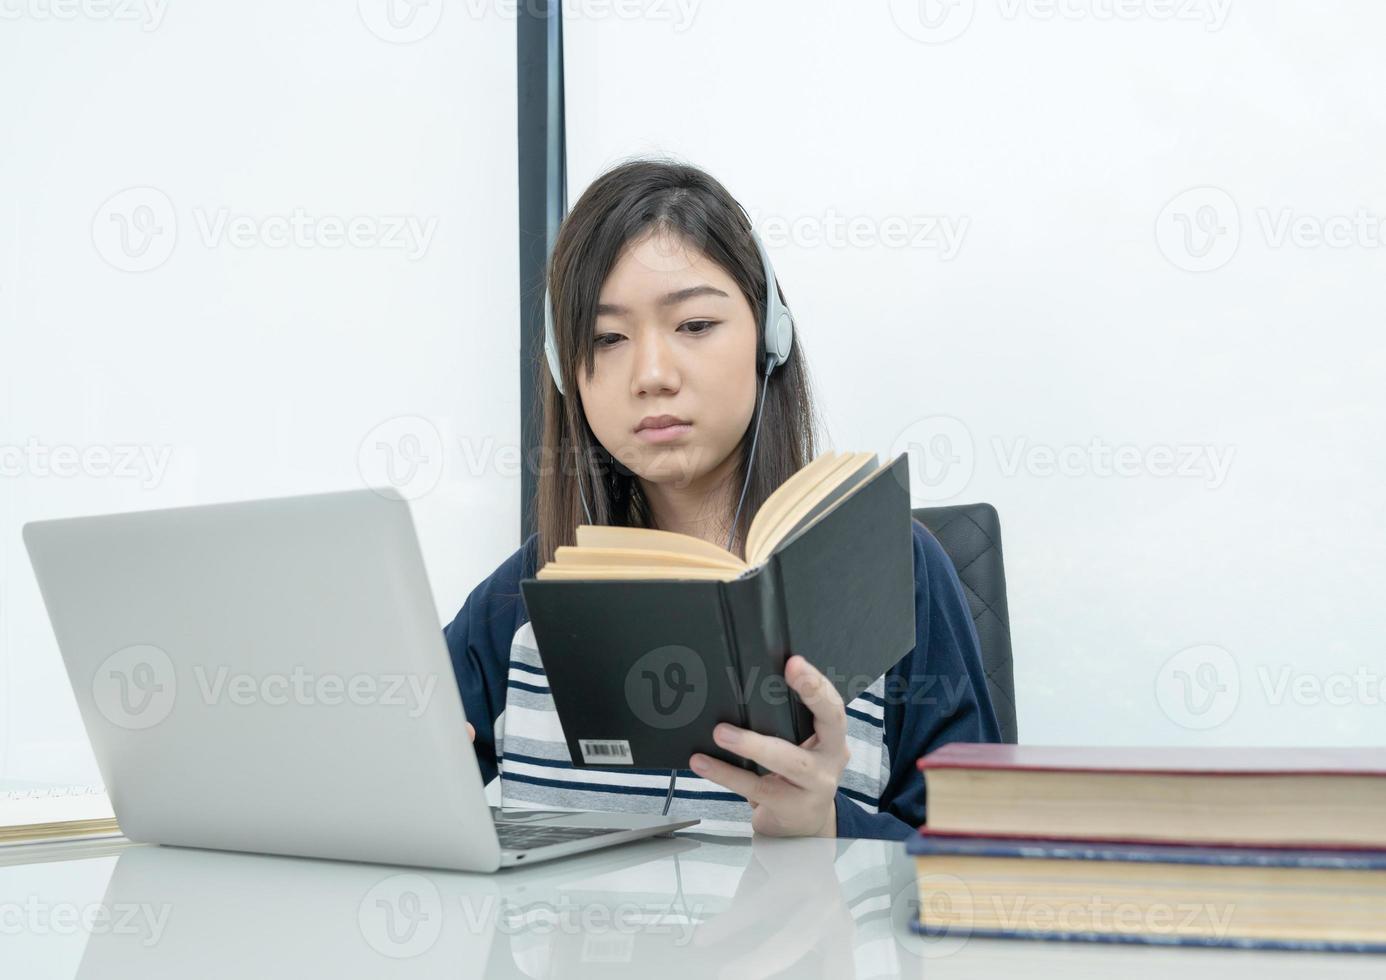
[917,742,1386,777]
[518,452,916,772]
[913,743,1386,850]
[906,832,1386,868]
[904,920,1386,954]
[905,831,1386,953]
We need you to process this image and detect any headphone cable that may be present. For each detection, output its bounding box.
[662,356,772,817]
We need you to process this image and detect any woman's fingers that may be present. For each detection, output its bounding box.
[685,658,851,835]
[466,721,475,742]
[712,724,823,789]
[785,655,848,747]
[689,752,775,804]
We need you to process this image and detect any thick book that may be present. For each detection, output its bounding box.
[916,743,1386,849]
[905,832,1386,951]
[519,451,916,771]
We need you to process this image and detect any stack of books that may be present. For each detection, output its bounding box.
[906,745,1386,952]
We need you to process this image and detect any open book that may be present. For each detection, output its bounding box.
[536,450,882,580]
[520,451,917,770]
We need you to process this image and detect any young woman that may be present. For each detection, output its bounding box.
[444,159,1000,840]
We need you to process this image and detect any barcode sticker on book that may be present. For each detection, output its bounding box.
[579,739,633,765]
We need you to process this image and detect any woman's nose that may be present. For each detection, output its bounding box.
[631,328,680,397]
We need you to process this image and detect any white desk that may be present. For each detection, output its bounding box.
[2,832,1380,979]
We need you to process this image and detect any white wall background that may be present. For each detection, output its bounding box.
[3,1,1384,794]
[1,1,522,788]
[565,0,1386,747]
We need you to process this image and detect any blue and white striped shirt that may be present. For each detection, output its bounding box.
[443,519,1000,839]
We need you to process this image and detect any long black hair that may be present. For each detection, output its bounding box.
[531,157,821,566]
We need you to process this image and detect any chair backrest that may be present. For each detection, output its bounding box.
[912,503,1018,743]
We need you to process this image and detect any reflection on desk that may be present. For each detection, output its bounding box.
[6,833,1384,979]
[63,833,911,979]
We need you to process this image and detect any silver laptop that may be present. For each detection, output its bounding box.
[22,488,696,870]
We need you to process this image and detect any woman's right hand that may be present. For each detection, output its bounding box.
[466,722,476,742]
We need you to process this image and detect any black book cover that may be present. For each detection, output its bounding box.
[519,453,915,771]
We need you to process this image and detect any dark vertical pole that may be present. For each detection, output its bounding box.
[517,0,566,545]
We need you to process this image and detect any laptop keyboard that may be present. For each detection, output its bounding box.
[494,822,629,851]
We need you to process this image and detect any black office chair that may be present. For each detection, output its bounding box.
[912,504,1018,743]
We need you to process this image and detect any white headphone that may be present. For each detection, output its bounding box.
[542,223,795,396]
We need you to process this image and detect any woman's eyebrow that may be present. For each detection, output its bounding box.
[595,284,729,316]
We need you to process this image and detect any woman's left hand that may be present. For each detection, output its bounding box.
[689,654,848,838]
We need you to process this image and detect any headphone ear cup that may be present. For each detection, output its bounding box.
[544,287,566,396]
[766,310,794,371]
[544,334,565,396]
[750,225,794,375]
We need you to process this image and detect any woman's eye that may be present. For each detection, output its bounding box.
[594,323,715,347]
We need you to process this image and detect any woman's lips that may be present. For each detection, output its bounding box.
[634,422,694,444]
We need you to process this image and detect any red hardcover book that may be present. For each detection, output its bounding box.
[916,744,1386,849]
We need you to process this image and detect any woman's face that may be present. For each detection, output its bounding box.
[575,229,758,490]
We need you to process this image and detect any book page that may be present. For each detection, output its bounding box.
[767,454,881,557]
[574,525,746,568]
[535,564,741,581]
[744,451,843,563]
[749,452,876,565]
[552,546,744,571]
[537,450,878,579]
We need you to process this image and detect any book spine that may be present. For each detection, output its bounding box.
[906,916,1386,953]
[770,553,814,743]
[906,834,1386,868]
[721,566,798,768]
[715,580,751,735]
